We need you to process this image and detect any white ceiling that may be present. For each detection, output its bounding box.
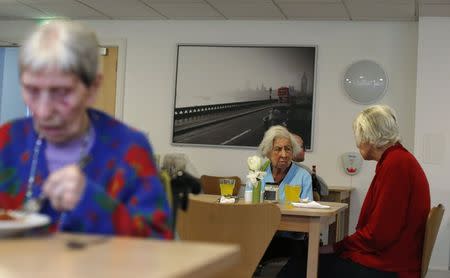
[0,0,449,21]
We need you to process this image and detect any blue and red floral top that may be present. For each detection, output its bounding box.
[0,109,173,239]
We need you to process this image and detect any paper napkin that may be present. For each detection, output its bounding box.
[219,196,236,204]
[291,201,330,209]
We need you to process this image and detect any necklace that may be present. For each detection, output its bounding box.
[25,135,43,202]
[23,130,91,217]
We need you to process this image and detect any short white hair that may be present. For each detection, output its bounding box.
[353,105,401,148]
[258,125,300,157]
[20,20,99,87]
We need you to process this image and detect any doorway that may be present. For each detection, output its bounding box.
[93,46,118,117]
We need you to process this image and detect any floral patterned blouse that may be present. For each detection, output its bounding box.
[0,109,173,239]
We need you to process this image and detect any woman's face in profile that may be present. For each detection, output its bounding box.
[358,142,374,161]
[270,137,293,170]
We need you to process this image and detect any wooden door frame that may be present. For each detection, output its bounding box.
[98,38,126,120]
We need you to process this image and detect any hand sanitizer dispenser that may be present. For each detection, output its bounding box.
[341,152,363,175]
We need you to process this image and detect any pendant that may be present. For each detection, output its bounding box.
[22,195,45,213]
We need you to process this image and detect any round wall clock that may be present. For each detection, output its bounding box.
[343,60,388,104]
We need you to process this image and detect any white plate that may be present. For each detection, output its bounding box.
[0,211,51,237]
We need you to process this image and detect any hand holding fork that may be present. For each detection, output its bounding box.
[23,156,91,213]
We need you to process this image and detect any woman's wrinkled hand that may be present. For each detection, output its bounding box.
[43,164,86,211]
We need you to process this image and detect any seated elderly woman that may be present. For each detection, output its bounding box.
[278,105,431,278]
[0,21,172,239]
[256,125,313,273]
[259,125,313,201]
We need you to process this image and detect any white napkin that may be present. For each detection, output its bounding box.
[219,196,236,204]
[291,201,330,209]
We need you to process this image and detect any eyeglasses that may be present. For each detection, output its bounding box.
[273,145,293,154]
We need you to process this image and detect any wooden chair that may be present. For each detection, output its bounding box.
[313,191,321,201]
[421,204,445,278]
[177,198,281,278]
[200,175,242,196]
[159,169,173,208]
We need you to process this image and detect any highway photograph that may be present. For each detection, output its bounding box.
[173,45,316,149]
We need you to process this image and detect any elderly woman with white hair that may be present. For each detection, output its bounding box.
[256,125,313,275]
[259,125,313,202]
[0,21,172,239]
[279,105,431,278]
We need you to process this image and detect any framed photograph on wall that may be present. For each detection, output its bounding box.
[172,44,317,150]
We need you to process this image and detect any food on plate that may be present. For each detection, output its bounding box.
[0,211,17,221]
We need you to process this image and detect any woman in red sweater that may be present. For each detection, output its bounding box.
[278,105,430,278]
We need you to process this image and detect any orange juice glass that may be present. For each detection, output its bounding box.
[219,179,235,196]
[284,184,301,203]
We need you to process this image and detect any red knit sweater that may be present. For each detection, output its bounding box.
[334,144,430,278]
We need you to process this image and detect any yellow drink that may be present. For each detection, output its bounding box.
[285,184,301,203]
[219,179,235,196]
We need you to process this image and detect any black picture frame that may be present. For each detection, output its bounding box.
[172,44,317,150]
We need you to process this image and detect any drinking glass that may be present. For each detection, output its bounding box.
[284,184,302,203]
[219,179,235,196]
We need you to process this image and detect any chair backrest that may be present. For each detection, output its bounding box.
[177,199,281,278]
[200,175,242,196]
[159,169,173,208]
[313,191,321,201]
[421,204,445,278]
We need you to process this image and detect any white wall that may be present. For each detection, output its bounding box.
[416,17,450,270]
[0,47,26,124]
[87,20,418,238]
[0,19,430,264]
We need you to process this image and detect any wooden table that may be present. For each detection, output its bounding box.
[277,202,347,278]
[0,233,240,278]
[190,194,347,278]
